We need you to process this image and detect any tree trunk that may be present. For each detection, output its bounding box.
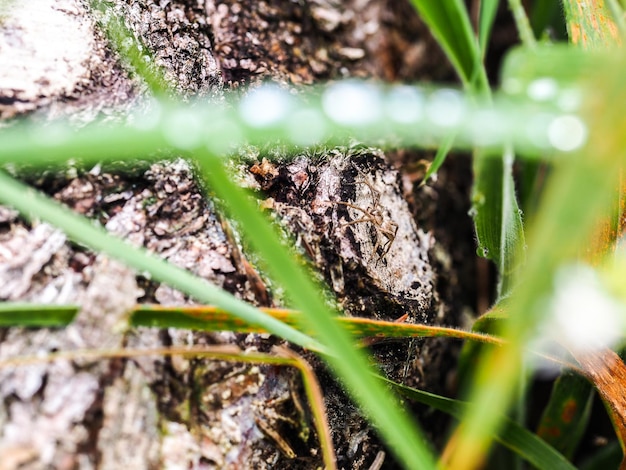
[0,1,475,468]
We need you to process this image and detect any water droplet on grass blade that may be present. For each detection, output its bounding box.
[476,246,489,257]
[205,118,243,154]
[130,99,163,131]
[548,114,587,152]
[385,86,424,124]
[38,123,71,147]
[524,112,555,150]
[426,89,465,128]
[322,81,382,126]
[163,109,203,150]
[547,265,626,351]
[527,78,559,102]
[287,108,327,146]
[469,109,505,146]
[557,88,583,112]
[240,85,293,127]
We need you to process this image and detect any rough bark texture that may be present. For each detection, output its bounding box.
[0,1,474,469]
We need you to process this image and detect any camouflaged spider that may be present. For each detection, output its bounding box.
[332,173,398,262]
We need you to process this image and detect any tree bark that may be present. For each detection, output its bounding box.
[0,1,473,469]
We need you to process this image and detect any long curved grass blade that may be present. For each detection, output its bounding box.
[508,0,537,47]
[0,302,501,346]
[90,0,170,96]
[446,57,625,470]
[196,148,437,470]
[479,0,500,57]
[408,0,484,89]
[0,303,78,326]
[272,346,336,469]
[0,171,322,352]
[528,7,626,467]
[0,81,585,167]
[131,304,504,345]
[421,133,455,186]
[383,378,577,470]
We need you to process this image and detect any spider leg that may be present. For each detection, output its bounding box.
[341,216,377,228]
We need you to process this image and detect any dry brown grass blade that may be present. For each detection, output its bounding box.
[271,346,336,469]
[572,348,626,467]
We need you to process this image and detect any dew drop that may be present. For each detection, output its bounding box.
[527,78,559,102]
[472,192,485,207]
[476,246,489,257]
[130,99,163,132]
[163,109,203,150]
[239,85,293,128]
[322,81,383,126]
[38,123,71,146]
[385,86,424,124]
[547,114,587,152]
[287,108,327,145]
[469,109,505,146]
[549,265,626,351]
[426,89,465,128]
[525,112,554,149]
[205,118,243,154]
[557,88,583,112]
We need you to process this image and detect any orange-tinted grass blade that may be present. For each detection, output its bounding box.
[131,304,503,345]
[562,0,621,49]
[571,348,626,465]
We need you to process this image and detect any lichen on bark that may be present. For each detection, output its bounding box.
[0,0,472,468]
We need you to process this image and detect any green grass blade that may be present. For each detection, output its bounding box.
[536,371,594,458]
[385,378,577,470]
[90,0,170,96]
[408,0,525,303]
[501,44,605,89]
[508,0,537,47]
[561,0,621,48]
[472,146,525,297]
[0,171,322,352]
[408,0,485,90]
[531,1,565,39]
[196,149,437,470]
[0,303,78,326]
[449,57,624,466]
[421,133,455,186]
[607,0,626,38]
[479,0,500,57]
[0,84,583,167]
[408,1,527,280]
